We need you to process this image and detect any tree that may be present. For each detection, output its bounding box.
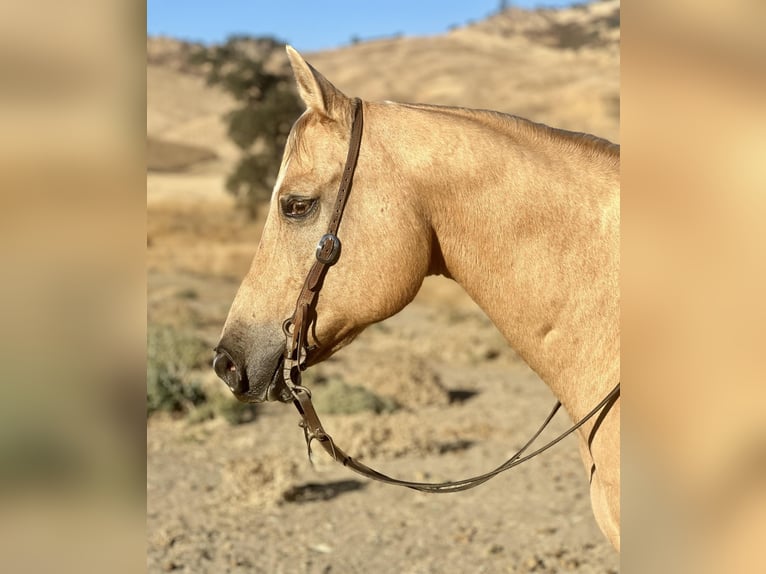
[189,36,303,216]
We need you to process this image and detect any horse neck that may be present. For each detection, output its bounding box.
[372,103,620,414]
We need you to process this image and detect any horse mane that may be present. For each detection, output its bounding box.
[395,101,619,167]
[284,100,619,174]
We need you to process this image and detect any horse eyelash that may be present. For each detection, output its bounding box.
[280,195,318,220]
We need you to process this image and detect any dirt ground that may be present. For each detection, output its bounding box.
[146,187,618,573]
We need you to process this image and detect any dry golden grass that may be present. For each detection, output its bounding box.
[146,136,217,172]
[147,0,619,185]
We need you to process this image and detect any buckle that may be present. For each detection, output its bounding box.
[315,233,341,266]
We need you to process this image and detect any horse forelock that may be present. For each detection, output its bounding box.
[291,112,313,159]
[273,111,313,197]
[274,106,356,198]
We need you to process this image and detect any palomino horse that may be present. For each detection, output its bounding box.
[214,46,620,550]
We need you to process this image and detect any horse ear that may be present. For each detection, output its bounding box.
[286,45,348,119]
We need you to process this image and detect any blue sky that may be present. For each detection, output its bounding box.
[147,0,578,53]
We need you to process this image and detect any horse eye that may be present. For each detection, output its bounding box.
[281,196,317,220]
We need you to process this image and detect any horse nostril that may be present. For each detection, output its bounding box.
[213,348,246,394]
[212,352,231,377]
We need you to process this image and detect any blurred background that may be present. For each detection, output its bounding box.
[0,0,764,572]
[146,1,621,572]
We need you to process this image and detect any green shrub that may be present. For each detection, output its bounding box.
[214,396,258,425]
[147,324,209,416]
[175,287,199,300]
[312,378,399,415]
[184,394,258,426]
[188,36,303,216]
[147,324,261,425]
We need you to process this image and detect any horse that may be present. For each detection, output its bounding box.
[213,46,620,550]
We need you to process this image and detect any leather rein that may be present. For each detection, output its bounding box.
[281,97,620,493]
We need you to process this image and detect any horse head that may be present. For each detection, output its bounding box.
[213,47,434,403]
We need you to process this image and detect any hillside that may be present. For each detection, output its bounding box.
[147,0,619,187]
[307,0,619,141]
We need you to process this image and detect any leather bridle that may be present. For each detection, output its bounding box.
[280,97,620,492]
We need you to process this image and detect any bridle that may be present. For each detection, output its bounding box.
[280,97,620,493]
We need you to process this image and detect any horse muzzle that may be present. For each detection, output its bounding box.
[213,343,291,403]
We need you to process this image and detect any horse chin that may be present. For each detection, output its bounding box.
[267,379,293,403]
[266,356,293,403]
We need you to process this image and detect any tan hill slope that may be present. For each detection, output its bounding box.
[147,37,242,177]
[307,0,619,142]
[147,0,619,184]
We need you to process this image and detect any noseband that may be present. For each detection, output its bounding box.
[281,97,620,492]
